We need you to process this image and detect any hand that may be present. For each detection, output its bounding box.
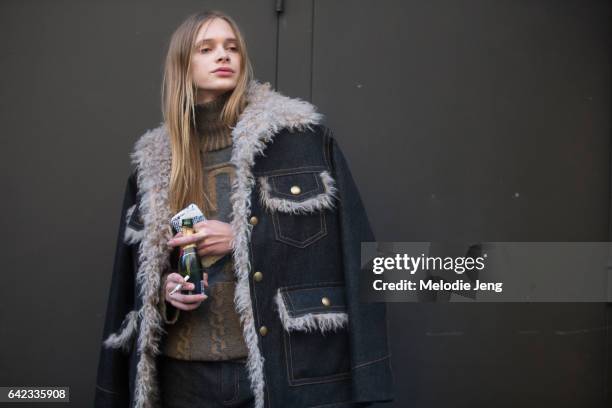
[164,272,209,311]
[167,220,234,258]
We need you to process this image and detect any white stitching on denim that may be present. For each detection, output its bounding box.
[272,210,327,248]
[352,354,391,370]
[221,362,240,405]
[283,327,351,387]
[278,281,345,291]
[253,165,327,177]
[307,401,357,408]
[96,384,121,395]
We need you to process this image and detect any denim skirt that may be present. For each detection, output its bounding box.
[159,355,254,408]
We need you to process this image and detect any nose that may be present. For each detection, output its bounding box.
[216,46,230,62]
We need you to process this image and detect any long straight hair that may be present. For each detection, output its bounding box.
[161,10,254,214]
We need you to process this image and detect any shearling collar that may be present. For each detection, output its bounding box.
[126,79,323,408]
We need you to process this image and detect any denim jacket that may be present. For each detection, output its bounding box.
[94,80,395,408]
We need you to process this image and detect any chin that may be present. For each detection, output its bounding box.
[208,81,237,90]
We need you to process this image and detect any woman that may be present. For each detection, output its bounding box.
[95,10,394,408]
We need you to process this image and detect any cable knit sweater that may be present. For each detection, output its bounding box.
[159,91,248,361]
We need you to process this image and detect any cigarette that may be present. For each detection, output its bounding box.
[169,275,190,296]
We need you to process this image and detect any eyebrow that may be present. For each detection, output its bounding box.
[194,38,238,48]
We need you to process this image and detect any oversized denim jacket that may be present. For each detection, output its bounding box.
[94,80,395,408]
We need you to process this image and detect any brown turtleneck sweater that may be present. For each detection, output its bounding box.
[159,91,249,362]
[195,92,234,152]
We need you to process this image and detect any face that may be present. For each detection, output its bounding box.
[191,18,241,104]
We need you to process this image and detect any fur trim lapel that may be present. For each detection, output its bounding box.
[123,80,323,408]
[274,290,348,333]
[258,170,338,214]
[129,114,174,408]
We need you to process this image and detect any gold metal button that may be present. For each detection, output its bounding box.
[290,185,301,195]
[321,297,331,307]
[259,326,268,336]
[253,271,263,282]
[249,216,258,225]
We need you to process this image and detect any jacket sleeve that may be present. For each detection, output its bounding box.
[94,170,139,408]
[328,130,395,404]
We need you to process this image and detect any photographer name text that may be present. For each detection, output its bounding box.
[371,253,503,293]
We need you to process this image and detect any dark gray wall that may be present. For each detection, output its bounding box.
[0,1,610,407]
[0,1,278,406]
[285,1,611,407]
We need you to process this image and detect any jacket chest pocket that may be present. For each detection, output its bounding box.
[275,283,350,386]
[257,170,338,248]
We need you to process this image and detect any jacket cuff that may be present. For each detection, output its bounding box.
[159,272,180,325]
[351,355,395,403]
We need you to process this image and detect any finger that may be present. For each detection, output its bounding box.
[198,243,228,257]
[193,220,209,230]
[167,272,186,283]
[173,296,207,311]
[166,282,195,297]
[197,240,220,253]
[204,273,209,288]
[168,298,187,311]
[169,298,201,311]
[168,293,203,306]
[166,280,193,296]
[168,233,202,247]
[170,292,208,304]
[198,239,223,249]
[164,276,187,294]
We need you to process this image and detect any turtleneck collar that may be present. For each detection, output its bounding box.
[194,90,233,152]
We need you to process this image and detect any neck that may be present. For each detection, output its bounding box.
[195,91,233,152]
[196,88,230,104]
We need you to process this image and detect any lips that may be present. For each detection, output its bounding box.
[213,68,234,73]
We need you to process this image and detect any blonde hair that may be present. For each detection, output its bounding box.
[161,10,254,214]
